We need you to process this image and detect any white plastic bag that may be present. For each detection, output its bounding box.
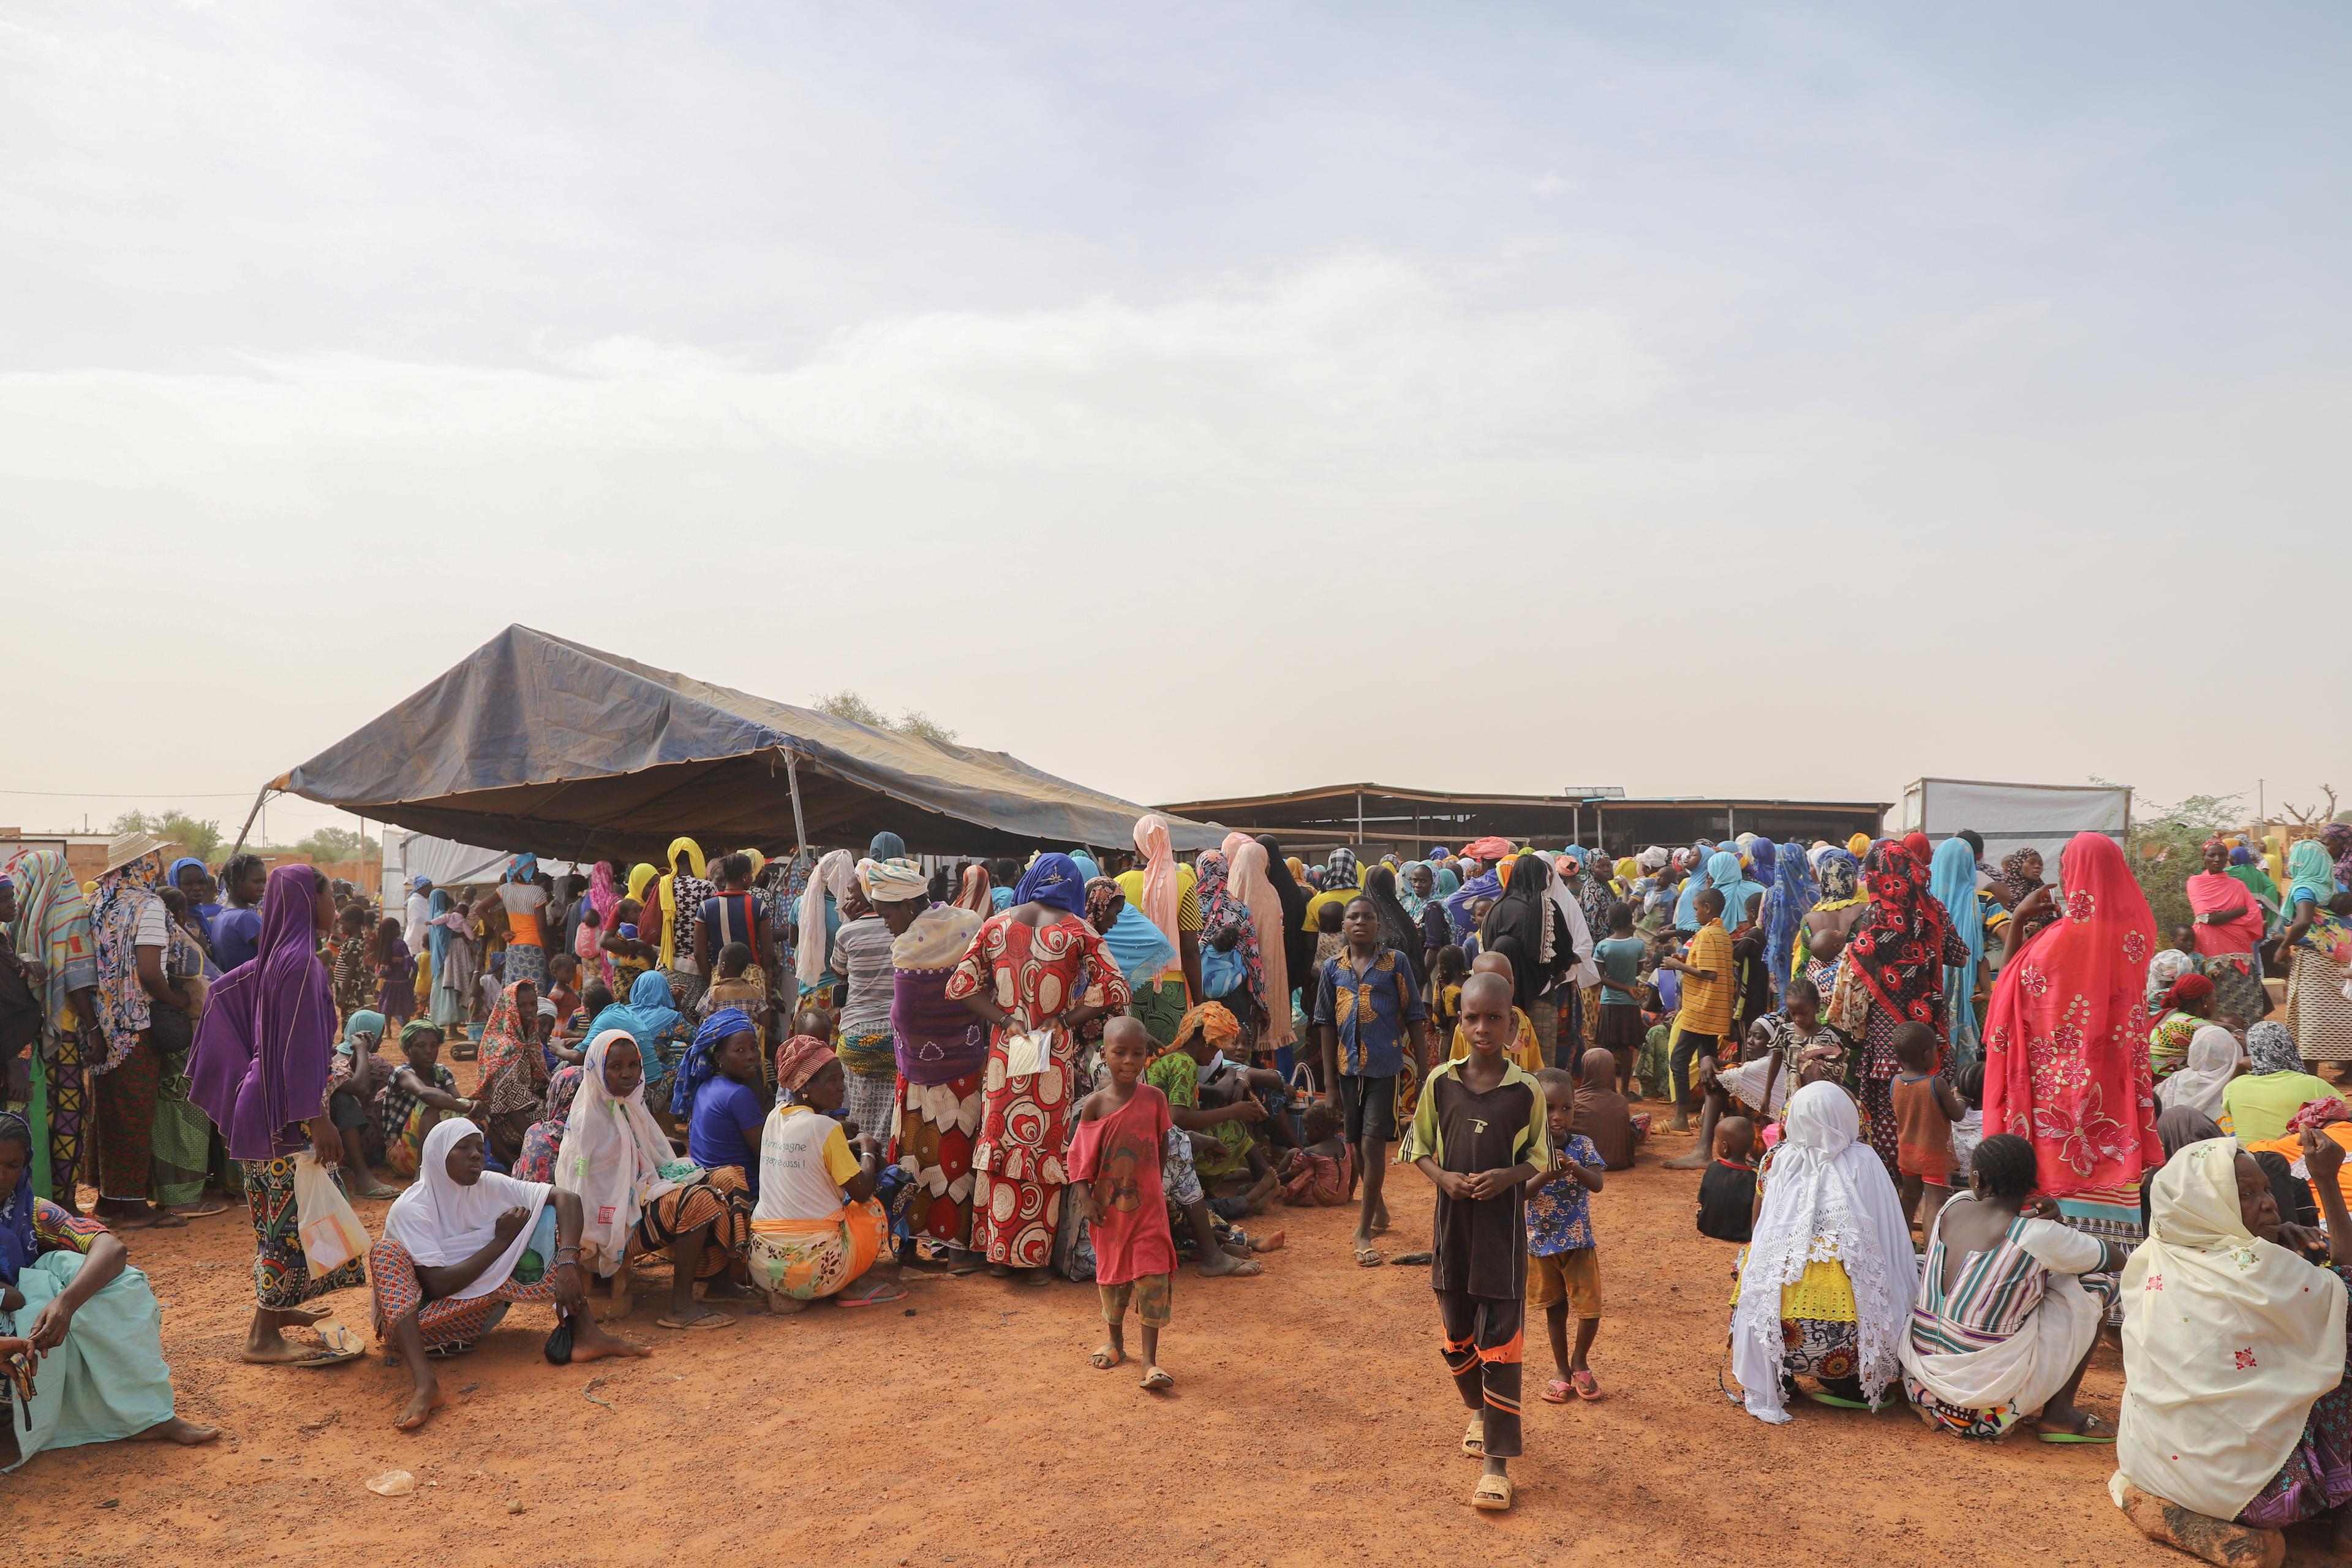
[1002,1028,1054,1079]
[292,1153,369,1275]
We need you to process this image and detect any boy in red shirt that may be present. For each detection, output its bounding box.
[1069,1017,1179,1391]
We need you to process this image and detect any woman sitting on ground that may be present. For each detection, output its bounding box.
[372,1118,647,1430]
[1728,1079,1917,1424]
[746,1035,899,1309]
[1899,1133,2130,1442]
[674,1008,766,1197]
[2115,1132,2352,1566]
[554,1029,753,1330]
[0,1112,218,1468]
[2222,1020,2337,1144]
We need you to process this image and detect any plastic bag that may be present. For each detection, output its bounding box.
[292,1153,369,1275]
[1003,1028,1054,1079]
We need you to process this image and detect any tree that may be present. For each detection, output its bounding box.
[294,826,380,864]
[2107,781,2245,938]
[106,808,225,863]
[813,690,959,745]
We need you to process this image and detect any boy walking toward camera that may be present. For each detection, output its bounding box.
[1405,972,1550,1513]
[1068,1018,1178,1391]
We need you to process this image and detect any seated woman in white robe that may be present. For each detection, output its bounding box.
[1899,1131,2130,1441]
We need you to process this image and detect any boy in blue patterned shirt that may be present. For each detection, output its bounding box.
[1525,1066,1607,1403]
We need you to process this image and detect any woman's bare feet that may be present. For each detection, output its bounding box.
[130,1416,221,1446]
[2113,1479,2283,1568]
[1663,1149,1711,1169]
[1196,1248,1260,1277]
[393,1378,447,1431]
[570,1316,652,1362]
[1247,1230,1286,1254]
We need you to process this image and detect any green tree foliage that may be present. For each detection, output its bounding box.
[813,690,959,745]
[293,826,381,863]
[106,808,225,862]
[2108,781,2246,938]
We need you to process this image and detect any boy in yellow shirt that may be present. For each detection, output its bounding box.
[1658,888,1733,1170]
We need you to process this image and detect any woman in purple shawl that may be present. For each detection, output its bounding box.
[189,864,368,1365]
[883,900,987,1261]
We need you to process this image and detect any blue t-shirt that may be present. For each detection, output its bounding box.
[213,906,264,971]
[688,1077,766,1198]
[1526,1133,1604,1255]
[1594,936,1646,1006]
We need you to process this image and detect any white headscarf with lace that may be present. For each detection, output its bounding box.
[1730,1080,1918,1423]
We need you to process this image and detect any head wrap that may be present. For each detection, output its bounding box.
[1194,850,1261,1001]
[1842,842,1955,1034]
[867,832,908,862]
[4,848,94,1019]
[857,856,930,906]
[1324,848,1360,894]
[954,864,993,916]
[514,1063,586,1183]
[187,865,338,1162]
[672,1006,755,1118]
[1730,1082,1914,1424]
[2157,1025,2241,1120]
[1928,837,1982,1055]
[1766,839,1820,1000]
[774,1034,836,1096]
[2118,1139,2350,1521]
[167,856,207,892]
[1173,1001,1241,1054]
[1128,815,1181,951]
[1848,834,1872,858]
[1636,845,1668,873]
[2288,839,2337,911]
[1088,879,1178,985]
[1479,853,1557,1011]
[1981,832,2161,1200]
[382,1117,550,1300]
[410,875,433,892]
[2154,971,2215,1014]
[510,853,538,881]
[2246,1019,2302,1076]
[555,1029,680,1272]
[627,863,660,903]
[1360,866,1424,968]
[1223,835,1291,1049]
[2144,948,2196,1006]
[343,1009,386,1048]
[1706,849,1764,929]
[1014,854,1091,918]
[2288,1096,2352,1133]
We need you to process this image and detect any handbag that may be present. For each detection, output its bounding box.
[291,1153,369,1275]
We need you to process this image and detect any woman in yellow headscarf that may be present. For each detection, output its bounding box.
[649,837,711,1009]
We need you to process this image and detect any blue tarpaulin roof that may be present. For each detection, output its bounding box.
[282,625,1227,860]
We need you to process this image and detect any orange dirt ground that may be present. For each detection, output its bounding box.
[0,1085,2282,1568]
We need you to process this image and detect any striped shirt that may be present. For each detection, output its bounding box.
[1909,1199,2107,1356]
[1676,921,1736,1036]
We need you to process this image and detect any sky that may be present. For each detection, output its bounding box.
[4,1,2346,849]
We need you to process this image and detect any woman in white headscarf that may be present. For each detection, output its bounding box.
[2114,1134,2352,1563]
[794,850,856,998]
[372,1116,645,1430]
[2157,1024,2243,1122]
[1728,1079,1917,1423]
[556,1029,753,1330]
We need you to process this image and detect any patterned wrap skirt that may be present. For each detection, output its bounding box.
[748,1199,888,1302]
[631,1165,753,1279]
[369,1237,562,1348]
[243,1155,369,1310]
[890,1070,982,1250]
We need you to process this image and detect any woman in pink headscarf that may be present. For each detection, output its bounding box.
[1223,834,1293,1057]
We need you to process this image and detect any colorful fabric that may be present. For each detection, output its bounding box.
[186,864,341,1163]
[2286,907,2352,1063]
[1982,832,2162,1200]
[513,1064,583,1184]
[1677,921,1737,1038]
[1011,853,1090,918]
[748,1197,888,1302]
[241,1155,368,1310]
[945,909,1128,1268]
[1144,1048,1253,1184]
[2119,1139,2351,1522]
[634,1162,752,1278]
[554,1029,687,1274]
[1439,1288,1526,1460]
[1525,1132,1602,1254]
[1063,1083,1175,1287]
[92,1038,159,1202]
[2238,1261,2352,1529]
[86,852,165,1072]
[1843,842,1958,1036]
[475,979,548,1118]
[380,1063,462,1177]
[4,848,96,1020]
[1313,946,1427,1077]
[889,1067,981,1248]
[0,1247,179,1471]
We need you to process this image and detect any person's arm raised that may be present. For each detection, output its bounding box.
[2300,1129,2352,1268]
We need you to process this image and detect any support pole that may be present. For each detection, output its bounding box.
[783,750,811,861]
[228,781,277,859]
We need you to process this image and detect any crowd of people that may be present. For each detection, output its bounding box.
[7,815,2352,1545]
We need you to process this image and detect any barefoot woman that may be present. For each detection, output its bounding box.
[372,1117,645,1430]
[0,1112,218,1466]
[187,864,370,1365]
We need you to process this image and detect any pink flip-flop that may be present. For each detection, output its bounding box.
[1541,1379,1571,1404]
[1571,1370,1601,1401]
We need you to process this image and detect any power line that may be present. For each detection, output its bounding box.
[0,787,265,798]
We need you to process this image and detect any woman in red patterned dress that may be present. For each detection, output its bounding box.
[946,854,1129,1281]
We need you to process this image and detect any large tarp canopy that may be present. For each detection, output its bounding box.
[282,626,1227,861]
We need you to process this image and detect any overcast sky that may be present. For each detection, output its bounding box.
[4,2,2345,847]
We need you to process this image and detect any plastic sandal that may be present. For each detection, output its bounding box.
[1472,1473,1513,1512]
[1461,1416,1485,1457]
[1572,1370,1601,1401]
[1541,1379,1572,1404]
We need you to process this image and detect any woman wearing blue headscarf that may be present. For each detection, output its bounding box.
[1929,837,1986,1066]
[1673,841,1721,932]
[424,888,475,1031]
[946,852,1131,1280]
[1762,840,1817,1000]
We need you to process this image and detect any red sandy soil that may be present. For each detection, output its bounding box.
[2,1093,2303,1568]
